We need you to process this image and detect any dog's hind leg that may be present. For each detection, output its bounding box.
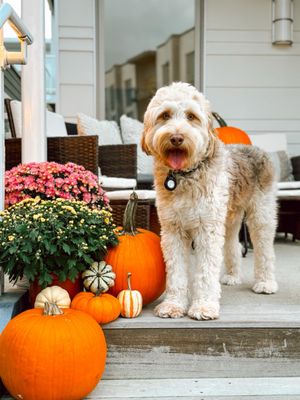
[221,210,244,286]
[154,228,189,318]
[246,191,278,294]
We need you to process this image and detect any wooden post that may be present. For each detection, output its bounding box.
[0,0,5,295]
[21,0,46,163]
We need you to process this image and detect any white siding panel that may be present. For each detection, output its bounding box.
[294,0,300,30]
[59,0,94,27]
[207,88,300,120]
[59,39,94,52]
[206,0,300,154]
[59,26,94,39]
[60,52,94,85]
[207,56,300,87]
[207,31,300,45]
[207,42,300,56]
[206,0,271,30]
[207,30,271,43]
[60,85,94,117]
[57,0,96,119]
[222,120,300,132]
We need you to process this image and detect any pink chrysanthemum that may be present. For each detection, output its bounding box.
[5,161,109,209]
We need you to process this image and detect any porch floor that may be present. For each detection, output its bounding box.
[103,237,300,330]
[1,238,300,399]
[94,238,300,399]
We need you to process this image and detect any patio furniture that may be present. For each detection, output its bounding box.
[249,134,300,241]
[106,190,159,234]
[5,136,99,175]
[4,100,138,182]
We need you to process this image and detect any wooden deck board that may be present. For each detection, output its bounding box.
[103,327,300,379]
[103,304,300,329]
[87,377,300,398]
[104,241,300,330]
[88,398,300,400]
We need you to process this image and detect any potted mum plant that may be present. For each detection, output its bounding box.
[0,197,118,303]
[5,161,108,208]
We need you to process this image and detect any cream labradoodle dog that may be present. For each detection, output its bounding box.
[141,82,278,321]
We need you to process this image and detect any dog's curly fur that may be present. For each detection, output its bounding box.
[142,82,278,321]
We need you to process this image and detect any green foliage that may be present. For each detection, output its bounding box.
[0,197,118,288]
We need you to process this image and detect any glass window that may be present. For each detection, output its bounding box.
[162,62,170,86]
[186,51,195,85]
[109,85,115,111]
[125,79,133,107]
[104,0,195,121]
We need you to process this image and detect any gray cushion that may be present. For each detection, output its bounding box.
[268,151,294,182]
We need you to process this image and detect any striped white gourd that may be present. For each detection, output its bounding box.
[117,273,143,318]
[82,261,116,294]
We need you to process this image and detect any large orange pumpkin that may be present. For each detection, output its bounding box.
[71,291,120,324]
[213,112,252,145]
[106,192,166,306]
[0,303,106,400]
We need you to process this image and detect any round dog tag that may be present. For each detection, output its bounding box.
[164,175,177,191]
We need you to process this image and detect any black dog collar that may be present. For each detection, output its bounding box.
[164,163,202,191]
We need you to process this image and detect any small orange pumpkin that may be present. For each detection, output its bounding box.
[213,112,252,145]
[105,192,166,306]
[0,302,106,400]
[118,273,143,318]
[71,291,120,324]
[216,126,252,145]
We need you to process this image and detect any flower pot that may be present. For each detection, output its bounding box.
[29,274,82,307]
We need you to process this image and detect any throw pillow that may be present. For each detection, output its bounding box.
[120,115,154,175]
[268,150,294,182]
[10,100,68,137]
[77,113,122,145]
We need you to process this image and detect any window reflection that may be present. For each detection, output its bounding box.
[104,0,195,121]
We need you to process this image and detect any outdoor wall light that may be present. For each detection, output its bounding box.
[272,0,293,45]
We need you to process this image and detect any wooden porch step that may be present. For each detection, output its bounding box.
[102,324,300,380]
[87,377,300,399]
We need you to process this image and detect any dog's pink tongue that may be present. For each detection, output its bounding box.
[167,150,186,170]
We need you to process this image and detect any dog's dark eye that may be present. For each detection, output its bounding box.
[187,113,195,121]
[162,112,170,120]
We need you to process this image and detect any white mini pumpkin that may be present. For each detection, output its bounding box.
[117,273,143,318]
[34,286,71,309]
[82,261,116,294]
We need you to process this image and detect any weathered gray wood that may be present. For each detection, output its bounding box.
[87,397,300,400]
[102,328,300,379]
[103,303,300,329]
[87,377,300,398]
[103,241,300,330]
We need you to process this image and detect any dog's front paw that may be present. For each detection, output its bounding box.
[221,274,242,286]
[154,301,186,319]
[252,280,278,294]
[188,302,220,321]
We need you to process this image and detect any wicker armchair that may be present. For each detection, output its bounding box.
[65,122,138,180]
[4,100,147,230]
[5,136,99,175]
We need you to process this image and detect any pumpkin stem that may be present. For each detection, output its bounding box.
[212,112,227,127]
[123,191,139,236]
[127,272,132,291]
[95,289,102,297]
[43,301,64,316]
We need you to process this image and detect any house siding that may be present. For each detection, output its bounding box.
[205,0,300,156]
[56,0,96,122]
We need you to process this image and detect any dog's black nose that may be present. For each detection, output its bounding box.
[170,134,184,147]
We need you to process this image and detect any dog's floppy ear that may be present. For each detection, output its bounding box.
[205,112,218,160]
[141,113,152,155]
